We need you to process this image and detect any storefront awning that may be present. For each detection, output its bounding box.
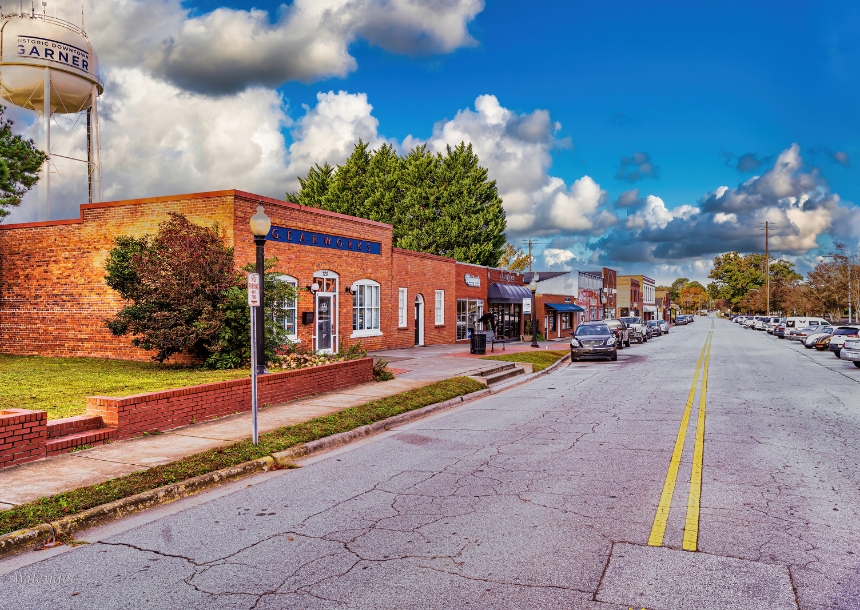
[488,282,533,304]
[545,302,585,312]
[643,305,658,312]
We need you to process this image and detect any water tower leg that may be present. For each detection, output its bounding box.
[90,83,101,203]
[41,67,51,221]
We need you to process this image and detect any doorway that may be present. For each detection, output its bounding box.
[414,294,425,346]
[313,270,338,353]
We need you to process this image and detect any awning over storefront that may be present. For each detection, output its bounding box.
[488,282,533,304]
[643,305,658,312]
[544,302,585,312]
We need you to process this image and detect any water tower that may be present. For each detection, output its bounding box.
[0,2,103,220]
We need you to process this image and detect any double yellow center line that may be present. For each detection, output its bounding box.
[648,328,713,551]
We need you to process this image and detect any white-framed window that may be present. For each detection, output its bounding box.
[352,280,382,337]
[276,274,298,341]
[435,290,445,325]
[398,288,408,327]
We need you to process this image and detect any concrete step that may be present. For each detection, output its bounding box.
[481,365,527,386]
[47,414,105,439]
[471,362,518,378]
[46,428,117,456]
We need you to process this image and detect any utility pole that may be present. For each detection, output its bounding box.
[765,221,770,316]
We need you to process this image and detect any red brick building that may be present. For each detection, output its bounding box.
[0,190,526,360]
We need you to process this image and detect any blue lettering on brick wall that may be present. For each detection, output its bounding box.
[267,226,382,255]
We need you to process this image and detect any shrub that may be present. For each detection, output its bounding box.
[104,213,296,367]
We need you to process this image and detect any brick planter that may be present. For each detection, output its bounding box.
[86,358,375,439]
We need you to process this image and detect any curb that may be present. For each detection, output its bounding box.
[271,388,494,464]
[0,457,275,560]
[0,358,570,560]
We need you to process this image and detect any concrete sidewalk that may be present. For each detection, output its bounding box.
[0,352,514,508]
[372,339,568,381]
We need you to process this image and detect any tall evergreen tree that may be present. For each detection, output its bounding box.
[292,140,507,266]
[287,162,333,207]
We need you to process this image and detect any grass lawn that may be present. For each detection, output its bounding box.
[0,355,250,420]
[0,376,485,536]
[480,349,568,372]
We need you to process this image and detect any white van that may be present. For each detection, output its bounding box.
[784,317,829,340]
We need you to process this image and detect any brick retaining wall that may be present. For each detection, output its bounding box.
[86,358,375,439]
[0,358,374,469]
[0,409,47,468]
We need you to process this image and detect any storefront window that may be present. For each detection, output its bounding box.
[456,299,484,340]
[548,313,557,333]
[276,275,298,340]
[352,280,381,335]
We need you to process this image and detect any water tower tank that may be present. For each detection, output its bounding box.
[0,6,103,219]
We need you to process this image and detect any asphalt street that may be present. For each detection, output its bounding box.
[2,317,859,609]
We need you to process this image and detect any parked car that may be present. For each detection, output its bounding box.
[790,325,823,343]
[774,322,786,338]
[829,326,860,357]
[605,319,631,348]
[840,338,860,368]
[803,326,834,348]
[675,316,688,325]
[646,320,663,336]
[570,322,618,362]
[815,335,831,351]
[658,320,670,334]
[620,316,648,343]
[765,317,784,333]
[784,316,830,339]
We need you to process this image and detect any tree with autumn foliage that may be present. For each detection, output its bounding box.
[104,213,295,366]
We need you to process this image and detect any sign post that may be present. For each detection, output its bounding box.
[247,273,261,445]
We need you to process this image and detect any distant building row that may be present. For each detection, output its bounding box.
[0,189,673,360]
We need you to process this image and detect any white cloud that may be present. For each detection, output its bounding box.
[8,68,293,221]
[409,94,612,235]
[598,144,860,266]
[543,247,575,268]
[74,0,484,95]
[284,91,395,192]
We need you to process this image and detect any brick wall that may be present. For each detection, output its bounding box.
[390,249,457,348]
[0,192,235,360]
[0,409,47,468]
[233,193,396,354]
[0,189,468,360]
[86,357,374,439]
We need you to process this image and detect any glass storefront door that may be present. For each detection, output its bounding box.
[489,303,522,339]
[316,294,334,353]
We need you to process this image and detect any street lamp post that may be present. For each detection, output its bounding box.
[529,273,539,348]
[249,206,271,376]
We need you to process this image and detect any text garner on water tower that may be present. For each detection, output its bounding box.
[17,36,89,71]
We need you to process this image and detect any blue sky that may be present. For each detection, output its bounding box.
[10,0,860,284]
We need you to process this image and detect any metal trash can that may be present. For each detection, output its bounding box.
[470,331,487,354]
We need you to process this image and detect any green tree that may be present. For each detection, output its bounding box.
[286,162,334,206]
[669,278,689,301]
[707,252,766,309]
[0,105,47,219]
[293,141,507,266]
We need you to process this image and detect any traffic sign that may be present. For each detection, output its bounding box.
[247,273,260,307]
